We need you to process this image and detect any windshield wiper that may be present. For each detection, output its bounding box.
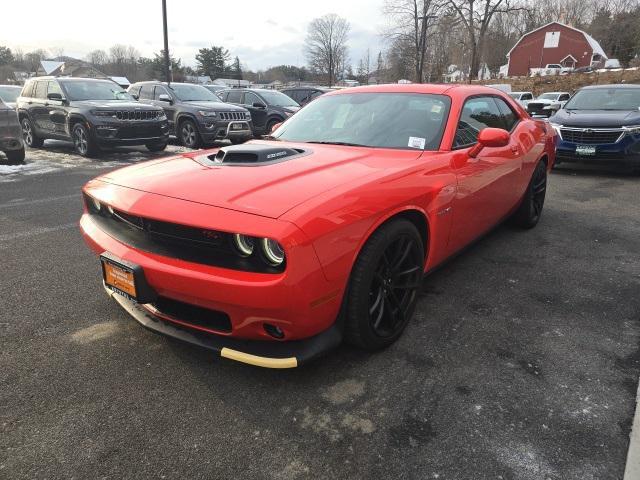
[305,141,370,147]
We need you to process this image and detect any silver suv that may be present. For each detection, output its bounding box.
[0,97,25,164]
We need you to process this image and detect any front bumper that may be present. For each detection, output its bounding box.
[555,134,640,167]
[91,119,170,146]
[105,284,342,368]
[199,120,253,143]
[0,135,23,151]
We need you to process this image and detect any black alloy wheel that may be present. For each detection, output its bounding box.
[511,160,547,229]
[180,120,202,149]
[21,117,43,148]
[345,219,424,350]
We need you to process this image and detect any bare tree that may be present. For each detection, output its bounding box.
[446,0,526,80]
[383,0,445,82]
[304,13,350,86]
[357,48,372,84]
[86,49,108,67]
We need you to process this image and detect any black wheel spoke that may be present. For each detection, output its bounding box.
[369,287,383,315]
[393,265,421,280]
[372,296,385,329]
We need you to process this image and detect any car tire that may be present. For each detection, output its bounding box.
[179,119,202,149]
[21,117,44,148]
[3,147,25,165]
[72,123,98,157]
[265,119,281,135]
[344,219,424,351]
[146,142,168,152]
[510,159,547,229]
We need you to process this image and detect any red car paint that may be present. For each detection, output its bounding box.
[80,84,555,350]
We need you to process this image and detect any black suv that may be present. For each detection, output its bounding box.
[280,86,332,107]
[129,82,252,148]
[16,77,169,157]
[217,88,300,136]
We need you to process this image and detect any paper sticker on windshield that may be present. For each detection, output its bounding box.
[408,137,426,149]
[431,104,443,113]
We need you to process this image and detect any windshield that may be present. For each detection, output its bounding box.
[0,86,20,103]
[62,81,132,101]
[564,88,640,111]
[273,92,450,150]
[170,84,221,102]
[538,93,559,100]
[258,90,299,107]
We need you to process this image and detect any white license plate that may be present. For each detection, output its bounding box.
[576,145,596,156]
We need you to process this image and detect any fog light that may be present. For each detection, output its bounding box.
[264,323,285,339]
[96,126,117,138]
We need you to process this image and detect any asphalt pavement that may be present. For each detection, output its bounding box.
[1,142,639,479]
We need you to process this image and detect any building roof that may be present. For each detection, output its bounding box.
[506,22,607,60]
[41,61,64,75]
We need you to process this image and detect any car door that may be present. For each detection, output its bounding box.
[242,91,268,133]
[152,85,177,130]
[448,95,524,254]
[46,80,67,137]
[31,81,50,134]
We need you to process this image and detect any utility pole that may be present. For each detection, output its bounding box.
[162,0,171,84]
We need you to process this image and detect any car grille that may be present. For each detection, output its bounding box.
[148,296,232,333]
[219,111,246,120]
[117,125,163,139]
[115,110,163,121]
[559,128,624,144]
[84,194,284,273]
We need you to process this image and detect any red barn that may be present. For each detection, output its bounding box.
[506,22,608,76]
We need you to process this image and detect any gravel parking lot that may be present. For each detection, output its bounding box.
[1,145,639,479]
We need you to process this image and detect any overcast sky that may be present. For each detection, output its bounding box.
[0,0,386,71]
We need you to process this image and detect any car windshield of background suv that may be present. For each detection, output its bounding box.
[273,92,451,150]
[538,93,559,100]
[62,81,133,101]
[564,88,640,111]
[258,90,299,108]
[170,84,222,102]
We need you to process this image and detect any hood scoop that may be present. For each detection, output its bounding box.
[206,144,308,166]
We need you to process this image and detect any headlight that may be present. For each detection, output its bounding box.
[284,111,293,117]
[623,125,640,135]
[233,234,255,257]
[91,197,101,211]
[244,112,251,120]
[157,111,167,120]
[92,110,116,117]
[549,122,563,137]
[261,238,285,266]
[198,110,217,117]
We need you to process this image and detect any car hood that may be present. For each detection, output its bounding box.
[183,101,246,112]
[72,100,159,110]
[529,99,556,106]
[97,141,423,219]
[550,109,640,127]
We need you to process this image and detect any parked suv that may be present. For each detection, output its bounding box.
[280,86,332,106]
[549,84,640,171]
[508,91,534,108]
[527,92,571,118]
[129,82,252,148]
[0,97,25,164]
[217,88,299,136]
[16,77,169,157]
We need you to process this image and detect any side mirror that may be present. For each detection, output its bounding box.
[131,93,139,100]
[253,102,266,109]
[270,122,283,133]
[47,92,64,101]
[468,128,510,158]
[158,94,172,103]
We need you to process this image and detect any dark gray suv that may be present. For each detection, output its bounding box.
[129,82,253,148]
[16,77,169,157]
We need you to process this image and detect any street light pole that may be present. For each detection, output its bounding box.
[162,0,171,84]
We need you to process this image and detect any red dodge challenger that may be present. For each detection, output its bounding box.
[80,84,556,368]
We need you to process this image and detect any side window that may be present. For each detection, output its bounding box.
[523,93,533,100]
[154,85,170,100]
[243,91,260,106]
[494,97,519,131]
[227,90,243,103]
[34,81,48,99]
[559,94,570,101]
[139,85,153,100]
[309,90,324,100]
[47,81,63,97]
[454,96,504,148]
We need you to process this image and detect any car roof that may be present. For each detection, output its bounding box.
[324,83,509,98]
[0,85,22,89]
[32,76,116,83]
[580,84,640,90]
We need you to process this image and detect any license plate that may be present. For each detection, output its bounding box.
[576,145,596,156]
[231,123,245,130]
[102,257,137,300]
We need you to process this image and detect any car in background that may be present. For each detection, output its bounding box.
[280,86,332,106]
[0,97,25,164]
[129,81,252,149]
[80,84,554,368]
[508,91,534,107]
[16,77,169,157]
[203,84,226,94]
[0,85,22,109]
[527,92,571,118]
[217,88,299,136]
[549,84,640,172]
